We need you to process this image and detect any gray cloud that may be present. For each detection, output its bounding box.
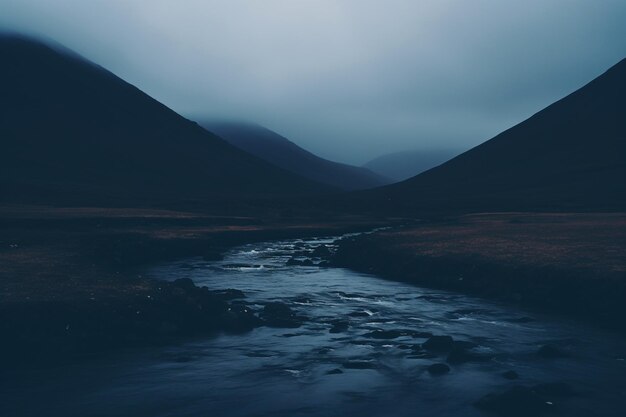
[2,0,626,163]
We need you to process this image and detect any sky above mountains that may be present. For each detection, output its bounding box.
[2,0,626,164]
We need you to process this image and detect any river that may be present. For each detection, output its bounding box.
[4,235,626,416]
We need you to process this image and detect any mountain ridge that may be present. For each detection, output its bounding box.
[0,35,333,208]
[360,57,626,212]
[201,121,390,191]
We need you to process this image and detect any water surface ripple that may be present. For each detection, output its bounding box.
[4,236,626,416]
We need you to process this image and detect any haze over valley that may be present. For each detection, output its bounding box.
[1,2,626,417]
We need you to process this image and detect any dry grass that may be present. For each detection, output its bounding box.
[379,213,626,276]
[0,206,383,304]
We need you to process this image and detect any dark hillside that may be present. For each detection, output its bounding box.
[203,121,389,191]
[0,35,331,208]
[364,58,626,212]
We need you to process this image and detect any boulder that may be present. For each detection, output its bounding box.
[423,335,454,351]
[501,370,519,380]
[446,344,491,364]
[286,258,315,267]
[209,289,246,300]
[537,344,568,358]
[427,363,451,375]
[286,257,302,266]
[348,311,371,318]
[172,278,196,291]
[364,329,405,339]
[475,386,554,416]
[342,360,376,369]
[220,303,262,332]
[312,244,331,257]
[260,302,304,328]
[329,320,349,333]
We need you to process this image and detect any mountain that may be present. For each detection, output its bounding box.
[363,149,461,182]
[201,121,390,191]
[364,58,626,212]
[0,35,331,208]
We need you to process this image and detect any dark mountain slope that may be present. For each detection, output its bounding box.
[366,58,626,212]
[0,35,331,207]
[363,149,461,182]
[201,121,390,191]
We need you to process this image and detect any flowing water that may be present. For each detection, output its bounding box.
[4,235,626,416]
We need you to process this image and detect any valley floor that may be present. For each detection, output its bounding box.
[2,207,625,365]
[334,212,626,332]
[0,204,384,364]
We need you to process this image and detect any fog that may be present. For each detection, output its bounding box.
[1,0,625,164]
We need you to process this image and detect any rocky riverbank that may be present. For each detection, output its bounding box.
[332,213,626,332]
[0,205,387,365]
[1,278,261,366]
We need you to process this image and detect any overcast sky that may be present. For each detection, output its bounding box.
[2,0,626,164]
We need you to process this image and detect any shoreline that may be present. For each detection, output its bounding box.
[3,209,625,366]
[0,209,388,365]
[332,213,626,333]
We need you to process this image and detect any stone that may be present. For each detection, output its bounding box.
[364,330,405,339]
[348,311,371,317]
[220,303,262,332]
[342,360,376,369]
[423,335,454,351]
[260,302,304,328]
[446,345,491,364]
[501,370,519,380]
[172,278,195,290]
[427,363,451,375]
[209,289,245,300]
[312,244,331,257]
[329,320,349,333]
[537,344,568,358]
[475,386,554,416]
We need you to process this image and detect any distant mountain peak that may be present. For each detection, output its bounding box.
[360,56,626,212]
[200,121,391,191]
[363,149,461,182]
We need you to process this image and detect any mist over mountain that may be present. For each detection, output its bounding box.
[363,149,461,182]
[201,121,390,191]
[363,57,626,212]
[0,35,332,207]
[2,5,626,415]
[4,1,625,164]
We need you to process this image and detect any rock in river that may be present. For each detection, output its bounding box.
[286,258,315,267]
[329,320,349,333]
[537,344,569,358]
[422,335,454,351]
[446,344,491,364]
[475,386,554,416]
[364,329,405,339]
[342,360,376,369]
[501,370,519,380]
[172,277,196,291]
[312,244,332,258]
[260,302,305,328]
[427,363,451,375]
